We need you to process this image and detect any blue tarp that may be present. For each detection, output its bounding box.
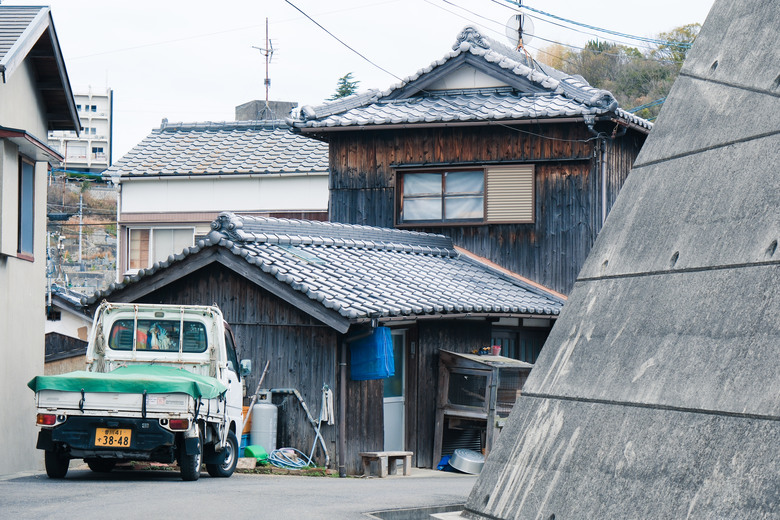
[350,327,394,381]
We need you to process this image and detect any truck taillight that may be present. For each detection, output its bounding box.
[169,419,189,430]
[37,414,56,426]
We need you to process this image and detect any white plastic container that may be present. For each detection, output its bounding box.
[250,402,277,453]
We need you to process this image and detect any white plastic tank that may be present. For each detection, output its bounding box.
[250,402,277,453]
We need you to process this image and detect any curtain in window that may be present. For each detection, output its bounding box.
[152,229,194,264]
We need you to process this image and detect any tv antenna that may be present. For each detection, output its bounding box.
[505,12,535,50]
[505,5,535,68]
[252,18,274,118]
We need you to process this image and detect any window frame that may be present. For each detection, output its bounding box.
[396,167,486,226]
[17,156,35,260]
[125,226,195,273]
[395,164,535,227]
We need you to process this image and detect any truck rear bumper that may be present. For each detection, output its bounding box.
[40,416,177,463]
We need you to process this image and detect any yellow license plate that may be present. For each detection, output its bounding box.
[95,428,131,447]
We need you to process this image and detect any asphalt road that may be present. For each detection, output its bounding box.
[0,465,477,519]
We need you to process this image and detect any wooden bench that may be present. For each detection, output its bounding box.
[359,451,413,477]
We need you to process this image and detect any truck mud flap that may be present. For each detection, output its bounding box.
[184,436,201,456]
[36,428,54,451]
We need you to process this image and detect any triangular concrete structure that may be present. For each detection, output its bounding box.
[464,1,780,518]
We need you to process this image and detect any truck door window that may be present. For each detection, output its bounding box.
[224,330,240,378]
[109,320,207,352]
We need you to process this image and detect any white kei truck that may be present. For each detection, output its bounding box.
[28,302,251,481]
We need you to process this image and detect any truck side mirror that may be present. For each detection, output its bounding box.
[239,359,252,377]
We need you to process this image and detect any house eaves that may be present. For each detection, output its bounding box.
[289,26,652,135]
[84,213,564,332]
[0,125,64,163]
[0,6,79,133]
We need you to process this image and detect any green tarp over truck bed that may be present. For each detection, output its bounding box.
[28,365,226,399]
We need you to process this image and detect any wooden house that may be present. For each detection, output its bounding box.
[288,26,652,297]
[81,212,564,473]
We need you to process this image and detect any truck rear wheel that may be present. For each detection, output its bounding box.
[86,458,116,473]
[206,431,238,478]
[45,450,69,479]
[179,435,202,481]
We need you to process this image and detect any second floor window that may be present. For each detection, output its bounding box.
[401,170,484,223]
[128,228,194,271]
[18,158,35,257]
[397,165,534,226]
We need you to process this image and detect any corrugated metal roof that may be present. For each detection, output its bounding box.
[105,120,329,179]
[0,6,43,65]
[85,212,565,321]
[289,26,652,132]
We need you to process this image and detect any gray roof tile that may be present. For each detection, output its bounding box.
[289,26,651,132]
[105,120,328,179]
[87,212,564,320]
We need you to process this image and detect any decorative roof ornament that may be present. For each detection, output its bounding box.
[453,26,491,50]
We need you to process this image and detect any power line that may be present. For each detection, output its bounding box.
[502,0,693,49]
[627,97,667,113]
[282,0,402,82]
[284,0,638,144]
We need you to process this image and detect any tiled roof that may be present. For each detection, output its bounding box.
[105,120,328,179]
[289,26,651,131]
[85,213,564,322]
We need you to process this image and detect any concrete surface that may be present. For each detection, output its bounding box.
[0,466,476,519]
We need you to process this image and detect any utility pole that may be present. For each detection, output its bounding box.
[78,191,83,269]
[252,18,274,119]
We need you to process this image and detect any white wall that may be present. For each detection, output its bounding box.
[0,56,51,477]
[121,174,329,213]
[0,60,48,137]
[425,64,508,91]
[45,307,91,340]
[0,160,48,476]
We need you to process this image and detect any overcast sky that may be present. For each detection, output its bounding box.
[7,0,716,160]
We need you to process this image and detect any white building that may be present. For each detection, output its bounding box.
[104,120,329,279]
[0,5,79,477]
[48,88,113,174]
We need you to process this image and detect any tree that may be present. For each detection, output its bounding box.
[651,23,701,67]
[329,72,359,100]
[537,24,700,120]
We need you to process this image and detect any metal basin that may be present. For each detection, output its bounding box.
[448,448,484,474]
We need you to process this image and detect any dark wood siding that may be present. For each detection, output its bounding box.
[45,332,87,362]
[406,320,492,468]
[133,263,341,468]
[327,123,645,294]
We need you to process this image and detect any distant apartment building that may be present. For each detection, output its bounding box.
[48,88,113,174]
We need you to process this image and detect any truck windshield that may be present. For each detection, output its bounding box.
[108,319,208,353]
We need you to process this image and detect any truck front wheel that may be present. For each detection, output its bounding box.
[179,435,202,481]
[206,431,238,478]
[45,449,69,479]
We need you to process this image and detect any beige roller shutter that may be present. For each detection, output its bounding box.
[486,165,534,223]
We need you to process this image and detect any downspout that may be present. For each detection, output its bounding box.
[600,139,607,226]
[585,116,608,227]
[338,341,347,478]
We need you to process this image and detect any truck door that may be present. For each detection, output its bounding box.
[223,326,244,432]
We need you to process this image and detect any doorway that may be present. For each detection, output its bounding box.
[383,330,406,451]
